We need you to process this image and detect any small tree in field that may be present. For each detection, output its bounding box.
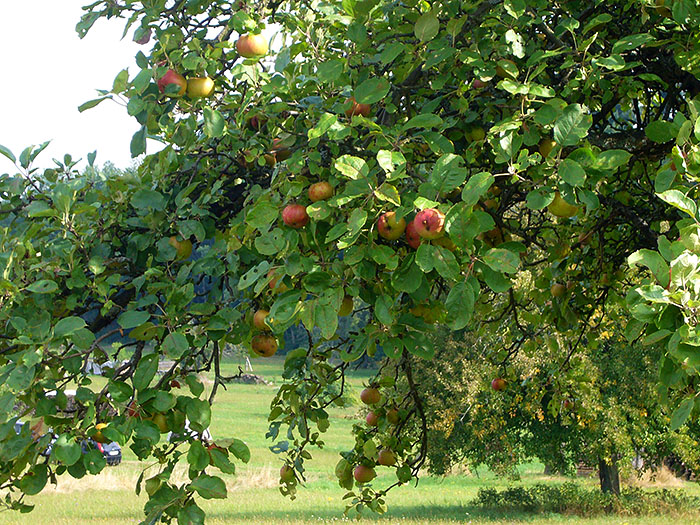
[2,0,700,521]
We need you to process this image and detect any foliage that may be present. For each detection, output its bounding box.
[473,482,700,517]
[2,0,700,522]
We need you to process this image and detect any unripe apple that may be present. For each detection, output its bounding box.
[280,465,295,482]
[345,97,371,118]
[433,236,457,252]
[491,378,507,391]
[267,269,289,294]
[253,309,269,331]
[338,295,354,317]
[405,220,422,249]
[94,423,109,444]
[550,283,566,297]
[308,181,334,202]
[386,408,400,425]
[365,411,379,426]
[157,69,187,97]
[539,138,557,158]
[377,211,406,240]
[168,236,193,261]
[186,77,214,98]
[360,387,381,405]
[151,413,169,433]
[282,204,309,228]
[413,209,445,239]
[548,192,579,218]
[236,33,268,58]
[378,449,397,466]
[251,334,278,357]
[563,398,575,410]
[353,465,376,483]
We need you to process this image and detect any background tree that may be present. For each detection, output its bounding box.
[1,0,700,522]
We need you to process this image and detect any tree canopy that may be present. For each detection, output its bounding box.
[2,0,700,522]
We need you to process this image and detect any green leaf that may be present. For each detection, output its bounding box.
[461,172,494,206]
[308,113,338,140]
[377,150,406,178]
[186,399,211,432]
[203,108,225,138]
[628,249,671,288]
[391,256,423,293]
[414,11,439,42]
[0,144,16,163]
[19,464,48,496]
[78,96,110,113]
[54,435,82,466]
[27,280,58,294]
[669,397,695,431]
[355,78,391,105]
[374,295,394,326]
[133,353,159,391]
[130,126,147,157]
[118,310,151,329]
[246,199,279,231]
[657,189,697,219]
[189,475,227,499]
[554,104,591,146]
[483,248,520,274]
[429,154,466,194]
[163,332,188,358]
[433,245,460,280]
[594,150,632,170]
[645,120,677,143]
[526,188,555,210]
[54,317,87,339]
[131,189,165,211]
[403,113,442,130]
[335,155,369,179]
[559,158,586,187]
[229,438,250,463]
[415,244,435,273]
[314,302,338,339]
[611,33,654,54]
[445,282,475,330]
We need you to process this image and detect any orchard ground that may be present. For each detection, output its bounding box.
[3,356,700,525]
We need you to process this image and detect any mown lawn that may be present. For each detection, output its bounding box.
[2,355,699,524]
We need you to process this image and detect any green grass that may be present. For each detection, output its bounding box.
[2,356,699,524]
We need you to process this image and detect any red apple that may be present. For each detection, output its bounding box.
[308,181,334,202]
[360,387,381,405]
[377,211,406,240]
[157,69,187,97]
[473,78,487,89]
[563,398,575,410]
[282,204,309,228]
[353,465,376,483]
[365,411,379,426]
[413,209,445,239]
[251,334,278,357]
[405,220,422,249]
[271,138,291,162]
[345,97,371,118]
[378,449,397,466]
[491,378,507,391]
[236,33,268,58]
[280,465,295,482]
[267,269,289,294]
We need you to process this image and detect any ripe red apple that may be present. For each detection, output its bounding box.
[563,398,575,410]
[170,380,181,389]
[386,408,400,425]
[186,77,214,98]
[413,209,445,239]
[345,97,371,118]
[267,269,289,294]
[248,114,267,130]
[377,211,406,240]
[169,236,193,261]
[251,334,278,357]
[236,33,268,58]
[126,401,140,419]
[157,69,187,97]
[353,465,376,483]
[360,387,381,405]
[338,295,354,317]
[308,181,334,202]
[253,309,269,330]
[282,204,309,228]
[405,220,422,249]
[378,449,397,466]
[473,78,487,89]
[280,465,295,482]
[270,138,291,162]
[491,378,507,391]
[550,283,566,297]
[365,411,379,426]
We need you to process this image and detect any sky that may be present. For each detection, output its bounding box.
[0,1,148,173]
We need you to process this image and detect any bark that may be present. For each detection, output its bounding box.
[598,457,621,495]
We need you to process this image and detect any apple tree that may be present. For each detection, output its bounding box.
[2,0,700,521]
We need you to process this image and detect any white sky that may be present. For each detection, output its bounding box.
[0,1,150,173]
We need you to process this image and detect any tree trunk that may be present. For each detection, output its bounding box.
[598,457,620,495]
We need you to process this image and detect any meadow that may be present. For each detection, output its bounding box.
[1,356,699,525]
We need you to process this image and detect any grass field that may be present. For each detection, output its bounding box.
[1,356,699,524]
